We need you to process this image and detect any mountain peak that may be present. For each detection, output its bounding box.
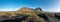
[17,7,33,12]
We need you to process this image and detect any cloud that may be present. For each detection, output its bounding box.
[0,8,19,11]
[0,5,24,11]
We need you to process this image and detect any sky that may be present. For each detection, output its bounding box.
[0,0,60,12]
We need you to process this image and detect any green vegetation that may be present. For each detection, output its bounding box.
[16,7,45,22]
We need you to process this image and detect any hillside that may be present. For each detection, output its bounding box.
[0,7,60,22]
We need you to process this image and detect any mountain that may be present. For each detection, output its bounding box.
[34,7,42,12]
[0,7,60,22]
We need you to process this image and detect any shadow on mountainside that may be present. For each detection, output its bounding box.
[0,14,28,22]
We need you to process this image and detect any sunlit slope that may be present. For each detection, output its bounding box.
[0,7,42,16]
[0,7,45,22]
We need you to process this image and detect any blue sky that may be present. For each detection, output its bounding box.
[0,0,60,12]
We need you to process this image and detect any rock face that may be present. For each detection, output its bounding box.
[17,7,33,12]
[34,7,42,12]
[0,7,60,22]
